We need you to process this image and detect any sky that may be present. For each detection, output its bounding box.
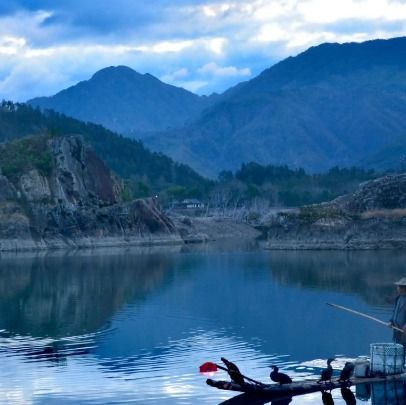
[1,0,406,101]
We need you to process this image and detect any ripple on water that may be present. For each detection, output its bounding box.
[0,328,324,404]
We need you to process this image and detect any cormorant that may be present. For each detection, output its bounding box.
[318,358,335,384]
[338,362,355,383]
[270,365,292,385]
[221,357,245,385]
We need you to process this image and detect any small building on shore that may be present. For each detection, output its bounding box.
[176,199,205,209]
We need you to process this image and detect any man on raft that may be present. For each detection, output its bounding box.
[389,277,406,350]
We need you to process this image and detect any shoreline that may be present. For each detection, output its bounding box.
[266,241,406,251]
[0,217,262,253]
[0,235,184,253]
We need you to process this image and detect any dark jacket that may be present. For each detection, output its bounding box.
[390,295,406,345]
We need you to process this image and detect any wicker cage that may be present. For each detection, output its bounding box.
[370,343,404,375]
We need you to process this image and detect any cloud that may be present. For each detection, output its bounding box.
[0,36,26,55]
[160,68,189,83]
[198,62,251,77]
[297,0,406,24]
[175,80,209,93]
[1,0,406,100]
[0,36,233,99]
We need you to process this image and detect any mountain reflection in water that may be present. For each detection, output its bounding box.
[268,250,406,306]
[0,245,405,404]
[0,246,181,337]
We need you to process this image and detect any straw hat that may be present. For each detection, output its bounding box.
[394,278,406,286]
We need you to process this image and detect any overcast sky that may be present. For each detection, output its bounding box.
[1,0,406,101]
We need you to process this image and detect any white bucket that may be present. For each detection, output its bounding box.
[354,356,370,377]
[370,343,404,375]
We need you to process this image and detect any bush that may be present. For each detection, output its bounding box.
[0,135,53,180]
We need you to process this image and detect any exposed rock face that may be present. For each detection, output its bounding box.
[19,169,52,202]
[0,175,17,201]
[49,136,121,208]
[267,174,406,250]
[336,174,406,212]
[0,136,181,251]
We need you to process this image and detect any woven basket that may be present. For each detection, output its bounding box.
[370,343,404,375]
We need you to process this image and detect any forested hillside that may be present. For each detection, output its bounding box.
[0,101,384,209]
[0,101,211,200]
[213,163,378,209]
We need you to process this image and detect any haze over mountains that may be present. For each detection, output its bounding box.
[29,37,406,177]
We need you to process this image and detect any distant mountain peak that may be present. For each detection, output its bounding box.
[222,36,406,98]
[28,65,215,135]
[94,65,135,74]
[90,65,148,81]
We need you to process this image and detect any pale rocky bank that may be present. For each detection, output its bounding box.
[169,214,261,243]
[266,174,406,250]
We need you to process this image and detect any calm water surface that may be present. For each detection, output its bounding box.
[0,242,405,404]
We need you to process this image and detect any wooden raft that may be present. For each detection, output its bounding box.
[207,373,406,398]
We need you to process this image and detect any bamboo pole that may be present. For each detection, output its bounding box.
[327,302,405,333]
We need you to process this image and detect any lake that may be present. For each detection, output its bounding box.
[0,242,405,404]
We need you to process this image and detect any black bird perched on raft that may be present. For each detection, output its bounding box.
[270,365,292,385]
[318,358,335,384]
[221,357,245,385]
[338,362,355,383]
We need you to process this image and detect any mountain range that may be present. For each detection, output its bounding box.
[28,37,406,177]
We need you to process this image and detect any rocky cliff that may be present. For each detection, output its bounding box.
[267,174,406,250]
[0,135,182,251]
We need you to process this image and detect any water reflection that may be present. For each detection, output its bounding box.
[0,247,181,337]
[268,250,406,306]
[340,388,356,405]
[355,383,371,401]
[371,381,406,404]
[0,246,405,404]
[219,393,292,404]
[219,382,406,405]
[321,391,334,405]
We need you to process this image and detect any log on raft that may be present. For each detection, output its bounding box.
[207,373,406,398]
